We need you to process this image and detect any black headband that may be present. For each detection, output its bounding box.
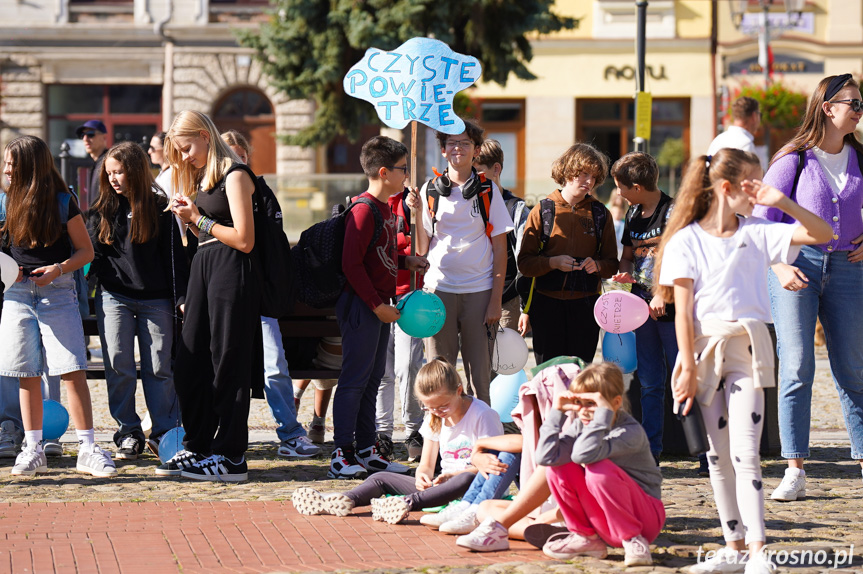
[825,74,853,101]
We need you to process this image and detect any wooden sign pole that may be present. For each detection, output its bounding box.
[409,120,418,290]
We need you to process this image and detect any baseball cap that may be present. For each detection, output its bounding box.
[75,120,107,138]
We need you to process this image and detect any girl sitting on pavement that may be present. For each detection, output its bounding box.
[656,148,832,574]
[534,362,663,567]
[292,357,503,524]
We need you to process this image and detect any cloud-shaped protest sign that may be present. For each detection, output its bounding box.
[343,37,482,134]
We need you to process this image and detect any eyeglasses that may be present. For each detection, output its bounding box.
[422,397,455,415]
[445,139,474,149]
[387,165,409,174]
[80,132,99,139]
[830,99,863,113]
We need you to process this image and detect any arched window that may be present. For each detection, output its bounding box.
[213,87,276,175]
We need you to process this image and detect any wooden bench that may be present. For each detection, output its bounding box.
[82,300,341,381]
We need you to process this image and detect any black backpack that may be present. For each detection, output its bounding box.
[516,196,608,312]
[222,164,294,319]
[501,191,524,304]
[291,196,383,309]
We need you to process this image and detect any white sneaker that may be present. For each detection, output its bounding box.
[292,487,355,517]
[419,500,469,529]
[770,469,806,501]
[456,517,510,552]
[11,448,47,476]
[327,447,368,480]
[744,551,777,574]
[76,444,117,478]
[542,531,608,560]
[370,496,411,524]
[440,507,479,535]
[623,534,653,566]
[688,547,746,574]
[278,436,322,459]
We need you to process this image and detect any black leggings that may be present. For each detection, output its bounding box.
[345,471,476,510]
[174,242,262,459]
[530,292,600,365]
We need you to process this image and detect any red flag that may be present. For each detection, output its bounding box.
[767,45,774,79]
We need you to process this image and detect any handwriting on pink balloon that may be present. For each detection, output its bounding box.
[593,291,650,334]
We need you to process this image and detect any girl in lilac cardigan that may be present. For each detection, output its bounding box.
[753,74,863,502]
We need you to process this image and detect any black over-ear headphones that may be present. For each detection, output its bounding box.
[433,167,484,200]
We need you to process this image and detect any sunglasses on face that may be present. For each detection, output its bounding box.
[80,132,99,139]
[831,99,863,113]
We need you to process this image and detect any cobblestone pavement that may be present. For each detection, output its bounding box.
[1,344,861,573]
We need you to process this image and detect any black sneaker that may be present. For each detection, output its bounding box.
[376,433,394,459]
[155,449,203,477]
[405,431,423,463]
[116,434,143,460]
[181,454,248,482]
[697,454,710,477]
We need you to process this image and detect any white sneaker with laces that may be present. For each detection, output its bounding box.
[370,496,411,524]
[76,444,117,478]
[688,547,746,574]
[456,517,510,552]
[770,469,806,501]
[419,500,469,529]
[542,531,608,560]
[11,448,48,476]
[623,534,653,566]
[440,506,479,535]
[744,551,777,574]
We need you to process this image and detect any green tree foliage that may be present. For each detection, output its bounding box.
[238,0,577,146]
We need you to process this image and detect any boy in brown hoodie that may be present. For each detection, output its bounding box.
[517,143,618,364]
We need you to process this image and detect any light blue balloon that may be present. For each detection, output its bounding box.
[396,290,446,338]
[42,400,69,440]
[490,370,528,423]
[158,426,186,464]
[602,331,638,374]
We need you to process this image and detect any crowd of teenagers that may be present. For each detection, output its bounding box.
[1,73,862,572]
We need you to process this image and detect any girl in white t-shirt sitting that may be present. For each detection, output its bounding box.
[655,148,831,574]
[292,358,503,524]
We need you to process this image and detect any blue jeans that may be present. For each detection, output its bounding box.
[96,289,179,441]
[261,316,305,442]
[634,318,679,456]
[461,451,521,504]
[769,245,863,460]
[333,291,389,449]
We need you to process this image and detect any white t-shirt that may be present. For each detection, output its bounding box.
[659,216,800,322]
[421,177,514,293]
[812,144,850,197]
[419,397,504,475]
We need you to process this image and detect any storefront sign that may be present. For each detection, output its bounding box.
[343,37,482,134]
[605,65,668,81]
[635,92,652,140]
[727,54,823,76]
[738,12,814,36]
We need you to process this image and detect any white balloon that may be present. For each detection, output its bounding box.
[492,327,529,375]
[0,252,18,294]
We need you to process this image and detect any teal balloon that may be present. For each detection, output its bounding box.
[490,370,528,423]
[396,290,446,338]
[42,400,70,440]
[158,426,186,464]
[602,331,638,374]
[82,262,91,276]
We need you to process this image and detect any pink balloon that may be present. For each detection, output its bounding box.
[593,291,650,334]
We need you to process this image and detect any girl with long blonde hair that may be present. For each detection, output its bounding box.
[159,110,261,482]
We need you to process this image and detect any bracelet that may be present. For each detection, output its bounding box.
[56,263,64,276]
[197,216,216,235]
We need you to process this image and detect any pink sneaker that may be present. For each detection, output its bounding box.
[542,531,608,560]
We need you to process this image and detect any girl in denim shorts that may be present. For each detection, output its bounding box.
[0,135,115,477]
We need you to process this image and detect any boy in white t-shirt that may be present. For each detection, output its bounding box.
[416,119,514,404]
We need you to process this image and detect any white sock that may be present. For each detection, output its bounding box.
[24,430,43,453]
[785,467,805,477]
[293,386,305,400]
[77,429,95,450]
[312,415,325,426]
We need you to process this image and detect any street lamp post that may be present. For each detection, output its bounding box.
[729,0,806,157]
